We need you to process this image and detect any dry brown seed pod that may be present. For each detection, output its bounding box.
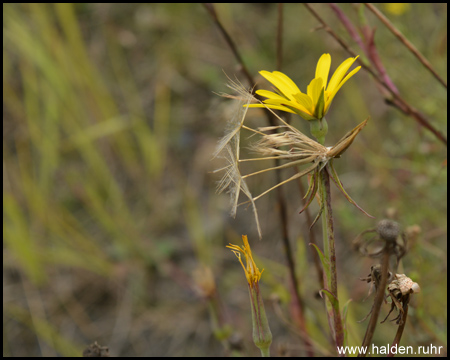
[382,273,420,325]
[394,274,421,295]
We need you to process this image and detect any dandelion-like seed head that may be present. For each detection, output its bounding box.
[214,60,370,237]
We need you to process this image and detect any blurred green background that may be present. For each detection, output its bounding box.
[3,3,447,357]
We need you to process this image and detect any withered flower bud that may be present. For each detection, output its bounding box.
[382,273,420,325]
[360,264,393,300]
[376,219,400,242]
[354,220,407,271]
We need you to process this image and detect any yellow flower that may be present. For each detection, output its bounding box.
[227,235,263,287]
[248,53,361,121]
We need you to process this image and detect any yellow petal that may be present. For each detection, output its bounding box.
[307,77,324,113]
[259,71,300,101]
[325,66,361,113]
[315,53,331,89]
[226,244,241,252]
[271,71,303,95]
[246,103,297,114]
[269,98,313,116]
[327,56,359,94]
[292,92,313,114]
[255,89,288,101]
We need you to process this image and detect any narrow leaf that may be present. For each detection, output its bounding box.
[299,169,319,214]
[309,172,324,228]
[342,298,353,347]
[319,289,340,314]
[303,167,317,200]
[310,202,324,229]
[309,243,330,279]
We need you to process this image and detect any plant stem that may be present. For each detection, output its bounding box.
[364,3,447,89]
[276,4,283,71]
[387,304,409,357]
[358,249,390,357]
[202,4,254,87]
[320,167,345,352]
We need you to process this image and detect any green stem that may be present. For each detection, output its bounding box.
[259,347,271,357]
[320,168,345,352]
[310,118,328,145]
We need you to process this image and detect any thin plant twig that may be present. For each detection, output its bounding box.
[202,4,255,88]
[276,4,284,71]
[387,305,409,357]
[358,250,390,357]
[364,3,447,89]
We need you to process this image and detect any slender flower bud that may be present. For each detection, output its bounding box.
[227,235,272,356]
[248,281,272,356]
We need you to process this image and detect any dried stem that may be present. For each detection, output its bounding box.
[387,305,409,357]
[358,250,391,357]
[276,4,284,71]
[303,3,447,146]
[202,4,255,88]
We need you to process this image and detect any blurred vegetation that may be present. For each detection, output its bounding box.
[3,3,446,357]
